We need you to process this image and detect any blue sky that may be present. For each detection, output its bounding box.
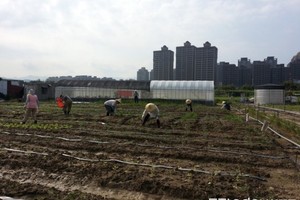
[0,0,299,80]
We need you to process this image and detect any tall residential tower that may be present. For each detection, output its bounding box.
[153,45,174,80]
[175,41,196,80]
[175,41,218,81]
[194,41,218,81]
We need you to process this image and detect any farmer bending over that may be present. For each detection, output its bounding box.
[60,95,73,115]
[142,103,160,128]
[185,99,193,112]
[221,101,231,111]
[104,99,121,116]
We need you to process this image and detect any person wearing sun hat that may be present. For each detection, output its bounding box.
[59,94,73,115]
[142,103,160,128]
[185,99,193,112]
[221,101,231,111]
[104,98,121,116]
[21,89,39,124]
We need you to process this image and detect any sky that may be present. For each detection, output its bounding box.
[0,0,300,80]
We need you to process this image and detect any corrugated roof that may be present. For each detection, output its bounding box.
[55,80,151,90]
[254,84,284,89]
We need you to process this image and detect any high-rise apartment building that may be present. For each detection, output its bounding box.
[175,41,217,81]
[137,67,150,81]
[238,57,252,69]
[216,62,238,86]
[194,41,218,81]
[264,56,277,67]
[150,69,154,80]
[175,41,196,80]
[153,45,174,80]
[252,61,272,85]
[286,52,300,82]
[238,57,252,86]
[217,56,287,87]
[271,64,284,84]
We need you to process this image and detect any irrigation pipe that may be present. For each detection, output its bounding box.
[249,116,300,149]
[234,107,300,149]
[61,153,266,181]
[0,130,287,160]
[3,148,48,156]
[136,143,287,160]
[1,147,267,181]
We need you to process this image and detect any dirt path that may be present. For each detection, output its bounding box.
[0,101,299,199]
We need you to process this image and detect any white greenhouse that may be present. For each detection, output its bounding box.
[150,81,214,104]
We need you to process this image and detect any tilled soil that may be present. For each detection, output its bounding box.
[0,101,299,200]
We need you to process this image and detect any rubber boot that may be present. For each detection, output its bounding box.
[142,113,150,126]
[157,119,160,128]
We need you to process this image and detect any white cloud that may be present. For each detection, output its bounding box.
[0,0,299,79]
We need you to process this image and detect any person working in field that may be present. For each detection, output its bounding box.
[142,103,160,128]
[104,99,121,116]
[221,101,231,111]
[21,89,39,124]
[59,95,73,115]
[133,90,139,103]
[185,99,193,112]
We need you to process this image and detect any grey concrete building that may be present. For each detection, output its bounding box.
[253,61,272,86]
[216,62,238,86]
[238,57,253,86]
[286,52,300,82]
[137,67,150,81]
[194,41,218,81]
[271,64,284,84]
[153,45,174,80]
[150,69,154,80]
[175,41,196,80]
[238,57,252,69]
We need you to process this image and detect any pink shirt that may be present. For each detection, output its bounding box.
[26,94,39,109]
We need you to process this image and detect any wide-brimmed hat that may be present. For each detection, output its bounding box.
[185,99,192,104]
[116,99,122,103]
[28,89,35,94]
[145,103,156,112]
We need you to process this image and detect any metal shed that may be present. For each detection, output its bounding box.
[0,79,24,100]
[55,80,151,100]
[150,80,214,104]
[254,84,285,105]
[24,81,55,100]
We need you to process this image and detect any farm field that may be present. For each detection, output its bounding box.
[0,100,300,200]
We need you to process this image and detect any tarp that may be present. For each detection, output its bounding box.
[56,97,64,108]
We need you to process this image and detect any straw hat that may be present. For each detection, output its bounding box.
[145,103,156,112]
[185,99,192,104]
[222,101,226,104]
[116,99,122,103]
[28,89,35,95]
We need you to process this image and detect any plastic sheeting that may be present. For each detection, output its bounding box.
[150,81,214,103]
[55,80,215,103]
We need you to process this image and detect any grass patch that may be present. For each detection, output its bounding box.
[0,122,72,130]
[223,114,243,123]
[180,112,198,121]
